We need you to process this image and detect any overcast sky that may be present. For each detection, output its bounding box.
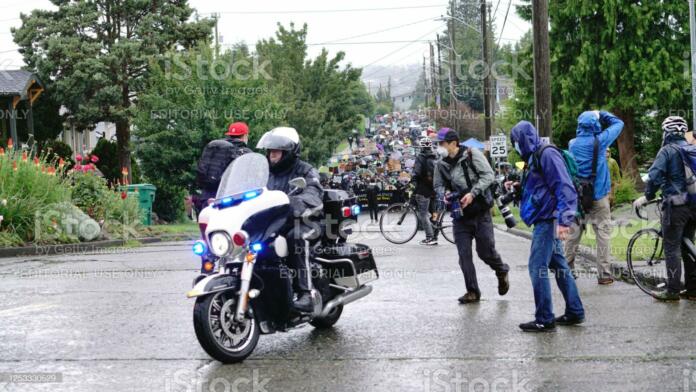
[0,0,530,70]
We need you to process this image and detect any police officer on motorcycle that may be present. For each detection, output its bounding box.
[256,127,324,312]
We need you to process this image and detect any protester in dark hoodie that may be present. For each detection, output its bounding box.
[634,116,696,301]
[413,137,438,245]
[565,111,624,284]
[510,121,585,332]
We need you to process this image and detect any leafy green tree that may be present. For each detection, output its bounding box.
[12,0,213,180]
[514,0,691,180]
[256,23,371,164]
[133,44,281,220]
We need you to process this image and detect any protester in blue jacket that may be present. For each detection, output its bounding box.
[510,121,585,332]
[565,111,624,284]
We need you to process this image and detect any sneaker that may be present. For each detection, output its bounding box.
[419,237,438,246]
[496,271,510,296]
[598,277,614,285]
[554,314,585,326]
[652,290,680,301]
[519,320,556,332]
[457,292,480,304]
[680,290,696,301]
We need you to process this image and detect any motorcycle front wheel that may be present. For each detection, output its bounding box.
[193,291,260,363]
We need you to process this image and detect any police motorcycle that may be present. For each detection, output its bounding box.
[188,153,378,363]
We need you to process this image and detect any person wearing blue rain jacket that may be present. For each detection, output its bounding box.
[565,111,624,284]
[510,121,585,332]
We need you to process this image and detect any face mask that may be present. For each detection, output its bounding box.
[436,146,449,159]
[514,142,522,155]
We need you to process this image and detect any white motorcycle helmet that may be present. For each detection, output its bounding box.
[256,127,302,172]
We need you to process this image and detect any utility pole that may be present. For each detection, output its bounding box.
[449,0,458,132]
[481,0,493,140]
[436,34,444,110]
[690,0,696,131]
[532,0,552,139]
[423,56,429,107]
[429,42,437,109]
[213,13,220,57]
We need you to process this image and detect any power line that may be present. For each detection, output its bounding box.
[308,40,433,46]
[199,4,448,16]
[312,16,439,45]
[497,0,512,47]
[360,24,444,76]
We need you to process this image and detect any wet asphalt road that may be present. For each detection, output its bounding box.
[1,224,696,392]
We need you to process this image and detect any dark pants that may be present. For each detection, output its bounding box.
[367,196,379,221]
[453,212,509,295]
[286,226,312,292]
[662,204,696,293]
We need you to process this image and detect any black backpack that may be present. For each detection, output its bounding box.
[196,139,250,191]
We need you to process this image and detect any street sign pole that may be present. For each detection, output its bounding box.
[689,0,696,131]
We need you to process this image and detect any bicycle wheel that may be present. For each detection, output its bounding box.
[379,204,419,244]
[627,228,666,297]
[437,212,455,244]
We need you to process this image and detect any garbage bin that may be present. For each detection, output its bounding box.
[118,184,156,226]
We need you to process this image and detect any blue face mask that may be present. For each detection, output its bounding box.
[514,142,522,155]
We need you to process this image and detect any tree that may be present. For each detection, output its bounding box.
[256,23,371,164]
[514,0,691,180]
[133,44,281,220]
[12,0,213,181]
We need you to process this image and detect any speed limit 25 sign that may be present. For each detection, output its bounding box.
[489,135,508,158]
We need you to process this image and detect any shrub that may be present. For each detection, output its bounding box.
[150,179,186,223]
[91,138,141,186]
[613,175,640,206]
[0,142,72,243]
[40,140,73,165]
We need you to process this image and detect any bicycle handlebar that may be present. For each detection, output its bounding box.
[635,198,662,221]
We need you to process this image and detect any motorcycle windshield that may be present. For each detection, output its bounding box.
[215,153,269,199]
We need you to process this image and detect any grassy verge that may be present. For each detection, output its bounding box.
[492,205,655,262]
[143,222,199,237]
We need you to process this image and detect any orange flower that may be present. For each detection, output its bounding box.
[121,167,129,176]
[0,147,4,156]
[7,139,13,150]
[12,161,17,171]
[47,167,56,176]
[58,158,65,168]
[21,151,27,162]
[33,157,40,167]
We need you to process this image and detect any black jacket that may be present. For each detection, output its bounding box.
[413,151,437,197]
[267,158,324,218]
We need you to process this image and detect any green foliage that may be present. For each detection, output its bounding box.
[40,140,73,165]
[91,138,140,185]
[150,179,186,223]
[613,175,640,206]
[12,0,214,170]
[0,146,71,243]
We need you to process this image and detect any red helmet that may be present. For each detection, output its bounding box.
[225,122,249,136]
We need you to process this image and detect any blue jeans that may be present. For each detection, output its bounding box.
[529,220,585,324]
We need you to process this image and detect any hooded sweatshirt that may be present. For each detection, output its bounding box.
[568,111,624,200]
[511,121,578,227]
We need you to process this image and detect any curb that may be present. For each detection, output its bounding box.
[493,224,645,285]
[0,235,198,258]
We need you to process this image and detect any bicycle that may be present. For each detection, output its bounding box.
[626,198,696,298]
[378,191,455,245]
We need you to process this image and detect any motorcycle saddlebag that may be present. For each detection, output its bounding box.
[313,243,378,288]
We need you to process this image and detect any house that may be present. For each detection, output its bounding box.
[0,70,44,145]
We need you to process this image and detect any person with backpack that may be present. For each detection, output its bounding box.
[510,121,585,332]
[194,122,252,213]
[433,129,510,304]
[634,116,696,301]
[565,110,624,285]
[413,137,438,245]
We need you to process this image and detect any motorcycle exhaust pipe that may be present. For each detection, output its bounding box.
[319,285,373,318]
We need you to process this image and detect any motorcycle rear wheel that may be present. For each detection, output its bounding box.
[193,291,260,363]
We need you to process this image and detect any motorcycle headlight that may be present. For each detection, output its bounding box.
[209,232,231,256]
